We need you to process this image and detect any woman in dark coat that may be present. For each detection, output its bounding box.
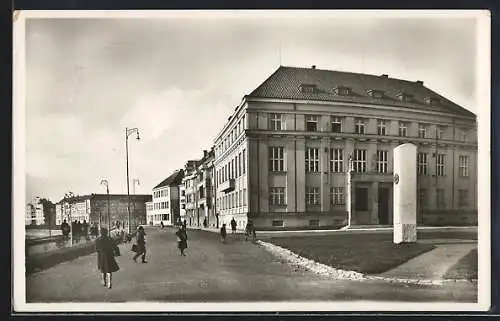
[132,226,147,263]
[96,227,120,289]
[175,226,188,256]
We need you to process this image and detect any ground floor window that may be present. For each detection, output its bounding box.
[272,220,284,227]
[306,187,320,205]
[309,219,319,226]
[458,189,468,207]
[330,187,345,205]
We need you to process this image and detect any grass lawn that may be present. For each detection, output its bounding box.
[443,248,478,281]
[268,233,436,274]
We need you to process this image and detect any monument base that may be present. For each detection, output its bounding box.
[393,223,417,244]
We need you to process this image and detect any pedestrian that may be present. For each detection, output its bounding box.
[132,226,147,263]
[230,218,237,234]
[245,220,253,242]
[203,218,208,228]
[95,227,120,289]
[160,221,164,229]
[175,225,188,256]
[220,223,227,243]
[61,219,70,239]
[82,220,89,238]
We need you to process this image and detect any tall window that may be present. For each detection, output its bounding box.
[377,150,388,173]
[243,188,247,205]
[242,149,246,174]
[399,122,408,137]
[355,118,366,134]
[238,152,242,177]
[417,153,429,175]
[459,155,469,177]
[270,113,284,131]
[269,147,285,172]
[305,148,320,172]
[436,189,446,208]
[331,117,343,133]
[269,187,286,205]
[436,154,445,176]
[458,189,468,207]
[330,148,344,173]
[306,187,320,205]
[353,149,367,173]
[418,189,427,210]
[436,126,445,139]
[377,120,387,135]
[418,124,428,138]
[460,129,468,141]
[305,115,319,132]
[330,187,345,205]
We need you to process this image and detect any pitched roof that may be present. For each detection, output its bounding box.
[248,66,475,118]
[153,170,185,189]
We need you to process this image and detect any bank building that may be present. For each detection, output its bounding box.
[213,65,477,230]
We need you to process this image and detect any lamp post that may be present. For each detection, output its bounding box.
[346,155,354,229]
[126,127,140,234]
[64,191,74,241]
[132,178,140,226]
[100,180,110,228]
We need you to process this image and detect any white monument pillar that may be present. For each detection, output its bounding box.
[393,143,417,244]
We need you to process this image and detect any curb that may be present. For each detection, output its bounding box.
[256,240,477,286]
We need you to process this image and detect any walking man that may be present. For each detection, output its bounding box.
[220,223,227,243]
[96,227,120,289]
[175,225,188,256]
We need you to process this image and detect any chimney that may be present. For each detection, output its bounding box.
[381,74,388,78]
[203,150,208,158]
[311,65,316,69]
[416,80,424,85]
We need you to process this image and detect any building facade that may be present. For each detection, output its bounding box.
[147,170,184,226]
[26,197,56,226]
[213,66,478,230]
[182,160,202,227]
[56,194,152,230]
[196,149,217,228]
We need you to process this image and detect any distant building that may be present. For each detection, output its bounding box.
[147,170,184,226]
[25,197,56,226]
[182,160,202,227]
[56,194,152,230]
[195,149,217,228]
[213,65,477,230]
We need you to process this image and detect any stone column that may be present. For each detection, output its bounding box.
[393,143,417,244]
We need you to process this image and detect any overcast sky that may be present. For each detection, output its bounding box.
[23,12,481,203]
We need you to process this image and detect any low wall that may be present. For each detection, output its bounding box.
[26,235,123,275]
[423,210,478,226]
[250,211,348,230]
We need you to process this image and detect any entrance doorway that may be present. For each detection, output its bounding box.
[378,187,390,225]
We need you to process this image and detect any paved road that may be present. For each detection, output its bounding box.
[26,227,477,303]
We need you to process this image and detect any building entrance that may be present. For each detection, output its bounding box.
[378,187,390,225]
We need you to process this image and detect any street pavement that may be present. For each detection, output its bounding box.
[26,227,477,303]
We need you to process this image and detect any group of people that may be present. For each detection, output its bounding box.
[220,218,256,243]
[60,219,98,241]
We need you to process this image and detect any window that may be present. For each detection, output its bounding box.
[335,86,351,96]
[309,220,320,227]
[377,120,387,135]
[417,153,428,175]
[272,220,284,227]
[305,115,319,132]
[331,117,343,133]
[436,154,445,176]
[458,189,468,207]
[353,149,367,173]
[397,93,413,103]
[418,189,427,210]
[331,187,345,205]
[270,113,284,131]
[269,187,286,205]
[243,188,247,206]
[269,147,285,172]
[459,129,468,142]
[306,187,320,205]
[399,122,408,137]
[330,148,344,173]
[418,124,428,138]
[242,149,246,174]
[238,152,242,177]
[459,155,469,177]
[300,84,316,93]
[436,126,445,139]
[436,189,446,208]
[305,148,320,172]
[368,89,384,99]
[377,150,388,173]
[355,118,366,134]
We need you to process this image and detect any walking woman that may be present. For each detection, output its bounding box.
[96,227,120,289]
[175,225,188,256]
[132,226,147,263]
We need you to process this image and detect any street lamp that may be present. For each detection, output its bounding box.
[132,178,140,226]
[100,179,110,228]
[126,127,140,234]
[64,191,74,241]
